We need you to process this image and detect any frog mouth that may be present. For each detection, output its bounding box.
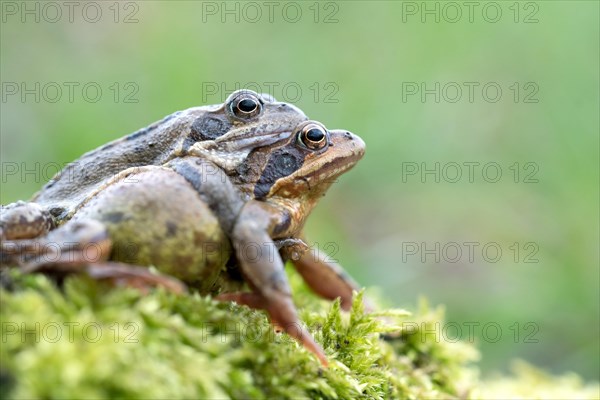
[302,152,363,183]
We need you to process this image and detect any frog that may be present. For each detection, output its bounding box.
[0,89,366,366]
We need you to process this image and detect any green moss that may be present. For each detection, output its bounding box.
[1,271,597,399]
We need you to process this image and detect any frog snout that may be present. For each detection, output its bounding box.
[329,130,366,159]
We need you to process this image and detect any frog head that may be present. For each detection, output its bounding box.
[248,121,365,200]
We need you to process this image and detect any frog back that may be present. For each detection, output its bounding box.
[32,109,202,221]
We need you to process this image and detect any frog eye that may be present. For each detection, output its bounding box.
[229,93,262,119]
[297,122,329,151]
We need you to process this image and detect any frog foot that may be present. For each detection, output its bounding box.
[1,219,186,294]
[216,291,329,366]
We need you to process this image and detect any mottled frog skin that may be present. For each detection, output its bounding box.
[0,90,366,365]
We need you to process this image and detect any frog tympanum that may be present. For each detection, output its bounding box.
[0,90,365,365]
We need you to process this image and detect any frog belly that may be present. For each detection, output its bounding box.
[71,168,232,292]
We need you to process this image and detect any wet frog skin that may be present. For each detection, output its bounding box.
[0,90,365,365]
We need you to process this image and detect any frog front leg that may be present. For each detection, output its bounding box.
[220,200,328,366]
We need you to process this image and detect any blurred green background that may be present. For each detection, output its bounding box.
[1,1,598,380]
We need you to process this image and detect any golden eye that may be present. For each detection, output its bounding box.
[298,123,328,151]
[230,93,262,119]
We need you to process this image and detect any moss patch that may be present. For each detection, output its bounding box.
[1,271,597,399]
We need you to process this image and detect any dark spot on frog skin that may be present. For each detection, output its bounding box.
[48,207,69,221]
[166,221,178,237]
[254,148,305,199]
[103,211,124,223]
[49,206,66,218]
[190,115,232,142]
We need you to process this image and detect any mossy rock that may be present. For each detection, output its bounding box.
[0,270,597,399]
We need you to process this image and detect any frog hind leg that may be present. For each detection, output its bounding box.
[84,262,186,294]
[1,218,185,294]
[290,244,364,312]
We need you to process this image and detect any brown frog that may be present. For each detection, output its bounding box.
[0,90,365,365]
